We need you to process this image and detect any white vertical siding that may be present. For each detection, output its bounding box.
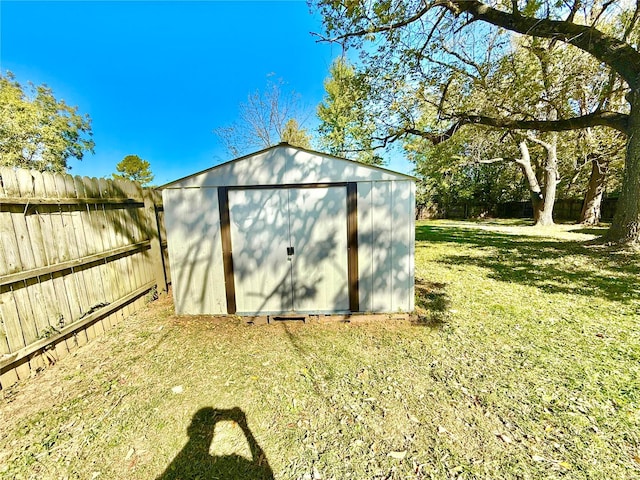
[408,182,416,311]
[163,188,226,314]
[390,181,414,311]
[357,182,374,312]
[371,182,393,311]
[290,187,349,313]
[356,180,414,313]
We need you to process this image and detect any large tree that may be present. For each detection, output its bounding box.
[316,0,640,244]
[449,34,625,225]
[0,72,94,172]
[406,126,528,217]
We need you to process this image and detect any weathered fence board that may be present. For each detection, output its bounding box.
[0,167,169,389]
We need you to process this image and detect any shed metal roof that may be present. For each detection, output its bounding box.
[162,143,415,189]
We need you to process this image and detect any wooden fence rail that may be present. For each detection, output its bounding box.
[0,166,170,390]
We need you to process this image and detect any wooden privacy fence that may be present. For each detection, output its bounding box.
[0,167,170,390]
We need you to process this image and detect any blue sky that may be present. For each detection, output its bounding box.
[1,0,413,185]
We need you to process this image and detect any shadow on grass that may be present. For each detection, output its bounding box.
[416,224,639,303]
[413,278,450,328]
[157,407,274,480]
[568,226,610,236]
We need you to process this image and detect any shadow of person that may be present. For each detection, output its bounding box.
[156,407,274,480]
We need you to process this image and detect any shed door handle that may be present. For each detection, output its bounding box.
[287,246,294,256]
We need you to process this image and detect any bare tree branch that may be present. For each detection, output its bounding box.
[316,3,432,43]
[623,0,640,42]
[524,133,553,150]
[477,156,517,164]
[370,109,628,150]
[565,0,581,23]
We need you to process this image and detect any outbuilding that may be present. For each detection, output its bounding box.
[162,143,415,317]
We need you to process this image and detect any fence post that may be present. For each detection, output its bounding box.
[143,189,167,295]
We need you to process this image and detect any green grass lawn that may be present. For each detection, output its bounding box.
[1,220,639,479]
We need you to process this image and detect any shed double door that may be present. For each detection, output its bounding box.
[228,186,349,315]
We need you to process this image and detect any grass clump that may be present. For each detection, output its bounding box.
[1,219,638,479]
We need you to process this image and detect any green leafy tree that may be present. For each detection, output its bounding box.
[0,72,94,172]
[113,155,154,186]
[316,0,640,243]
[280,118,312,149]
[411,31,625,224]
[317,57,382,165]
[406,126,529,217]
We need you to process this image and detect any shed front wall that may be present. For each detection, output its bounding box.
[164,178,415,315]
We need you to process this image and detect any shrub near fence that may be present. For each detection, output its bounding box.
[0,167,169,390]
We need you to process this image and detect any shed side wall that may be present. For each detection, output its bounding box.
[163,188,226,314]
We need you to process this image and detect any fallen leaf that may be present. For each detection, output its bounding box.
[313,465,322,479]
[494,432,513,444]
[124,448,135,461]
[559,461,572,470]
[388,450,407,460]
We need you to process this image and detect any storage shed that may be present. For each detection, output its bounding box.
[162,143,415,316]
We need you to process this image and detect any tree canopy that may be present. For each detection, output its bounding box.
[113,155,154,186]
[0,72,94,172]
[315,0,640,243]
[281,118,312,149]
[317,57,383,165]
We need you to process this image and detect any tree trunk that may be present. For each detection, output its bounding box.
[531,191,545,223]
[608,93,640,244]
[537,136,558,226]
[580,157,608,225]
[515,140,548,224]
